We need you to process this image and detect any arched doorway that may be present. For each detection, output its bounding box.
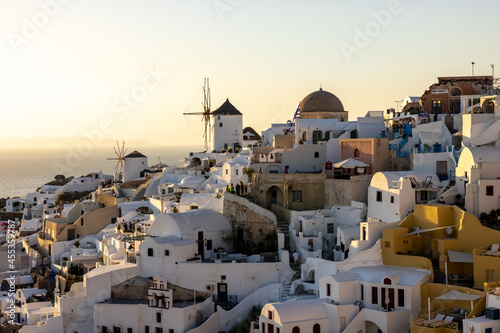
[266,186,283,209]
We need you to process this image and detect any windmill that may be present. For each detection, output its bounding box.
[107,140,127,182]
[183,78,212,151]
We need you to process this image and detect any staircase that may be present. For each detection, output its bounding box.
[280,265,301,302]
[131,186,148,201]
[277,220,290,251]
[432,261,445,284]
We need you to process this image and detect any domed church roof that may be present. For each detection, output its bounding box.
[300,88,344,113]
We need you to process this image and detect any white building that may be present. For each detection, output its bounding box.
[367,172,442,223]
[212,99,243,152]
[463,287,500,333]
[456,147,500,217]
[124,151,148,181]
[93,277,214,333]
[258,264,429,333]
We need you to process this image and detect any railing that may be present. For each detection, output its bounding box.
[212,294,238,310]
[412,316,458,330]
[475,248,500,257]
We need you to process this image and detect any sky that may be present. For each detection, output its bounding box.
[1,0,499,150]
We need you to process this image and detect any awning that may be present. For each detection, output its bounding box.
[435,290,482,301]
[334,158,370,169]
[447,250,473,263]
[400,226,452,237]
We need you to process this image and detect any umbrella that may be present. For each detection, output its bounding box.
[334,158,369,169]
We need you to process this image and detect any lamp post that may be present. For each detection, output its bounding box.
[471,62,475,76]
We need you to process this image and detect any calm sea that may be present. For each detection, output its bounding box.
[0,145,199,198]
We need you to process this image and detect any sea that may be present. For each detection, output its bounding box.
[0,145,200,199]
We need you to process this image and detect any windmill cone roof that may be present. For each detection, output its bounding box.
[212,99,242,115]
[125,151,147,158]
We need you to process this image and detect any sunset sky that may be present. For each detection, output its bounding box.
[1,0,499,150]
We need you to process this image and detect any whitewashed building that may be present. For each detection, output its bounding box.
[212,99,243,152]
[456,147,500,217]
[367,172,442,223]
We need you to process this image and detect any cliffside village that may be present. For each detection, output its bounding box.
[1,75,500,333]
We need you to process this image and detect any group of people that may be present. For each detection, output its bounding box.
[226,182,248,196]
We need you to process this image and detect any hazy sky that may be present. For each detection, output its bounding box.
[1,0,499,149]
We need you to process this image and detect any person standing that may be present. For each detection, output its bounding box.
[292,251,300,269]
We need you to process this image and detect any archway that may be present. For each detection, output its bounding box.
[266,186,284,209]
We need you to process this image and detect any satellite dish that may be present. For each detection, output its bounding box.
[445,227,453,235]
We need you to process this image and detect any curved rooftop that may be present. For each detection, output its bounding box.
[149,209,229,238]
[300,88,344,113]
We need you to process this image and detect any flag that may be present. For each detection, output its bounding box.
[293,103,300,119]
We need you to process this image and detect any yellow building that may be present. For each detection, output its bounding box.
[382,204,500,290]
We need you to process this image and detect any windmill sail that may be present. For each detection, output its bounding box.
[183,78,212,151]
[107,140,127,182]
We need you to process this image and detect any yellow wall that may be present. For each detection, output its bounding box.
[382,228,434,280]
[384,204,500,289]
[473,251,500,289]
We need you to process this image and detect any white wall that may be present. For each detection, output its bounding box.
[212,114,243,152]
[124,156,148,181]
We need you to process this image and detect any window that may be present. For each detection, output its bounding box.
[276,328,280,333]
[432,100,442,113]
[169,330,174,333]
[81,218,84,226]
[313,130,322,144]
[486,186,494,196]
[102,327,108,333]
[353,148,360,158]
[262,323,266,333]
[156,312,161,323]
[236,169,239,176]
[313,324,321,333]
[148,248,153,257]
[145,326,149,333]
[385,241,390,248]
[302,131,307,142]
[384,278,391,285]
[206,240,212,251]
[486,269,495,282]
[371,287,378,304]
[164,250,169,256]
[325,132,330,141]
[190,205,198,210]
[376,191,382,202]
[268,310,273,320]
[450,88,462,97]
[420,191,428,201]
[292,327,300,333]
[225,169,228,175]
[327,223,334,234]
[128,329,133,333]
[219,123,223,127]
[314,151,319,158]
[361,284,364,300]
[326,283,331,297]
[155,328,163,333]
[390,196,394,204]
[436,161,447,175]
[221,275,226,280]
[398,289,405,307]
[293,191,302,202]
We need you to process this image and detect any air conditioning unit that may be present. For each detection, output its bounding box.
[485,307,500,320]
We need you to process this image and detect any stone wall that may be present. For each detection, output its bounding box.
[223,193,277,241]
[324,175,372,207]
